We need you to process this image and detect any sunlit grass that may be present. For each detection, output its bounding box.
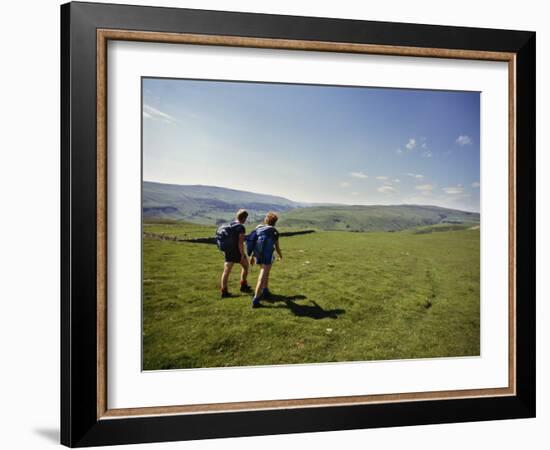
[142,222,480,370]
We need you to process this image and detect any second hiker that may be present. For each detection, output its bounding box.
[247,212,283,308]
[216,209,253,298]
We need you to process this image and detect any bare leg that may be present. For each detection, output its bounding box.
[221,262,234,291]
[254,267,264,299]
[255,264,271,296]
[254,265,268,299]
[253,265,271,307]
[263,264,271,290]
[263,266,270,290]
[239,258,249,284]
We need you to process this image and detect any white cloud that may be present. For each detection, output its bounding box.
[376,176,388,180]
[406,173,424,179]
[471,181,480,188]
[377,185,397,194]
[394,179,401,183]
[456,135,472,146]
[421,150,433,158]
[416,184,434,192]
[339,181,351,188]
[443,185,465,195]
[350,171,368,179]
[143,104,177,123]
[396,148,403,155]
[405,138,416,150]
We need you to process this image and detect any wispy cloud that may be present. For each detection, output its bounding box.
[394,179,401,183]
[416,184,434,194]
[376,176,388,180]
[443,185,465,195]
[339,181,351,188]
[421,150,433,158]
[377,185,397,194]
[406,173,424,179]
[456,135,472,146]
[350,171,368,179]
[405,138,416,150]
[143,104,178,123]
[471,181,480,188]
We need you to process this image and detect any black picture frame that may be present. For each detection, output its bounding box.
[61,1,536,447]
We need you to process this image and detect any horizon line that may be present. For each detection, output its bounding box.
[143,179,480,214]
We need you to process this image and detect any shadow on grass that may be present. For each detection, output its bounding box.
[263,294,345,320]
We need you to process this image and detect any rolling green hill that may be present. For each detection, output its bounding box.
[279,204,479,232]
[143,181,479,232]
[143,181,300,224]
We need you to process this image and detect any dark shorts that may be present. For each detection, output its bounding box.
[255,249,275,266]
[224,248,242,263]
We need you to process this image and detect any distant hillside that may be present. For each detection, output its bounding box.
[143,181,479,231]
[279,204,479,232]
[143,181,300,224]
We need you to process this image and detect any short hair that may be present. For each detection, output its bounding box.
[236,209,248,222]
[264,211,278,226]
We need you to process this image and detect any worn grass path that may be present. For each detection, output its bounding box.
[142,223,480,370]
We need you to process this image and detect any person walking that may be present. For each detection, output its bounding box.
[216,209,253,298]
[249,212,283,308]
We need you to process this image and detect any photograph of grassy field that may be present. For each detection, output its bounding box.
[142,77,481,370]
[143,218,479,370]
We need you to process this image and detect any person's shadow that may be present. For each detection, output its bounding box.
[263,294,345,320]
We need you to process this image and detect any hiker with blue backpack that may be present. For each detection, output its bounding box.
[216,209,253,298]
[246,212,283,309]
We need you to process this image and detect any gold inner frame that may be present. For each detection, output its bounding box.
[96,29,517,420]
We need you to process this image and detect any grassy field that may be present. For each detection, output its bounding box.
[279,204,479,232]
[142,222,480,370]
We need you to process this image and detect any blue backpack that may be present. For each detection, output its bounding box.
[215,221,241,251]
[247,225,276,259]
[245,228,258,256]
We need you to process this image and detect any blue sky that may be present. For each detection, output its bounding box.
[143,78,480,212]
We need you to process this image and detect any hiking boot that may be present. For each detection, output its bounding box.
[221,290,232,299]
[261,288,272,300]
[252,297,262,308]
[240,284,253,293]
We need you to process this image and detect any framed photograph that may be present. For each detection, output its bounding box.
[61,1,536,447]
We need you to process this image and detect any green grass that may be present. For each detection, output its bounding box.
[412,223,478,234]
[279,204,479,232]
[142,222,480,370]
[144,222,217,239]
